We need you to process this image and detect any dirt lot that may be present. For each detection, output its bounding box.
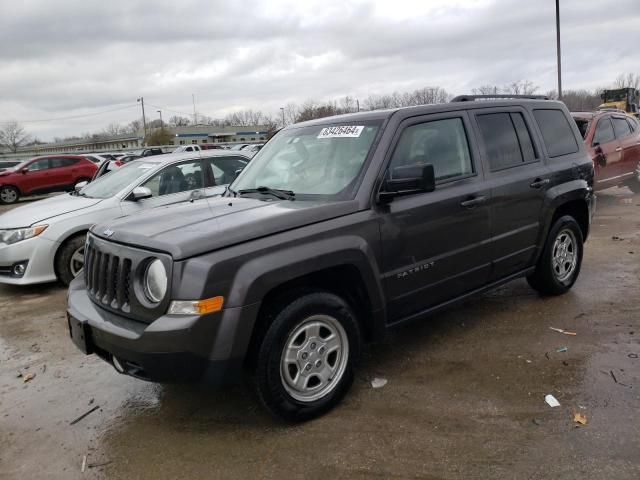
[1,189,639,480]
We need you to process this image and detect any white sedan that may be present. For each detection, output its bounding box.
[0,150,250,285]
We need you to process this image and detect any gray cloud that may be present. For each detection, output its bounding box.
[1,0,638,140]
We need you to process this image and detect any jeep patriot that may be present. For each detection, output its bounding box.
[67,96,595,421]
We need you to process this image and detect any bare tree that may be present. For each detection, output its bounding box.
[0,121,30,153]
[614,73,640,89]
[103,122,125,137]
[168,115,191,127]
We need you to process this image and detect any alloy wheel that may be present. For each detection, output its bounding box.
[552,229,577,282]
[280,314,349,403]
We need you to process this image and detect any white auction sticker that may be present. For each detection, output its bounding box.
[317,125,364,139]
[138,164,155,169]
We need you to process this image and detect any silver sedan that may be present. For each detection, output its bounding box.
[0,150,250,285]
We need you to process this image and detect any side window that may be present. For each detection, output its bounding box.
[477,112,536,170]
[612,117,632,139]
[206,156,249,185]
[627,118,637,132]
[51,158,78,168]
[28,159,50,171]
[533,109,579,157]
[593,118,615,145]
[142,160,203,197]
[389,117,473,183]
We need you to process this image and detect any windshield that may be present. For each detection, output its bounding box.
[80,161,160,199]
[232,121,381,199]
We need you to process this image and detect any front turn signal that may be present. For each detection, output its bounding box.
[168,296,224,315]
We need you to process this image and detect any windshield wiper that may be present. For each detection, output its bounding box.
[238,186,295,200]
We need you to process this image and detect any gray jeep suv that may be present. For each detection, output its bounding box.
[67,96,595,421]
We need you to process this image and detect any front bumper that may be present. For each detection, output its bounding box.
[0,236,58,285]
[66,276,260,385]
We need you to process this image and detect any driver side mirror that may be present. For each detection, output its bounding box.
[74,181,88,192]
[20,167,29,174]
[593,144,607,167]
[129,186,153,201]
[379,164,436,202]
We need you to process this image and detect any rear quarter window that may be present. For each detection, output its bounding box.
[533,109,579,158]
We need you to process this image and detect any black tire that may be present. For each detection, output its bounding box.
[527,215,583,296]
[254,291,361,422]
[626,179,640,194]
[55,235,87,286]
[0,185,20,204]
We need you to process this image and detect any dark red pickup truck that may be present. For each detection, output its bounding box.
[572,111,640,192]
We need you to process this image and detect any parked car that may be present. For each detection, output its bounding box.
[0,160,22,172]
[0,155,97,205]
[68,96,594,421]
[242,144,264,156]
[82,154,109,164]
[0,150,250,286]
[173,145,201,153]
[571,111,640,192]
[92,159,121,180]
[132,148,164,157]
[199,144,226,150]
[230,143,250,151]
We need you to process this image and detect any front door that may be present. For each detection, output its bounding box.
[378,113,492,323]
[120,159,206,215]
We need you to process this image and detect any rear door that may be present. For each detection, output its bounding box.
[591,116,622,187]
[470,108,551,280]
[50,157,76,187]
[378,112,492,322]
[612,116,639,181]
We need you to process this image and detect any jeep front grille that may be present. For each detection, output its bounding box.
[85,243,132,313]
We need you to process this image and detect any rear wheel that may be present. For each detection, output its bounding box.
[627,162,640,193]
[55,235,86,286]
[0,186,19,204]
[253,291,361,422]
[527,215,583,295]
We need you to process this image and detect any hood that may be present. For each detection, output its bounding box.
[0,193,102,228]
[93,196,359,260]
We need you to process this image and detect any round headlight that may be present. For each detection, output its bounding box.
[144,259,167,303]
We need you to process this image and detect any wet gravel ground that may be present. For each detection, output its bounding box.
[1,189,639,479]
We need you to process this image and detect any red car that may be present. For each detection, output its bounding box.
[572,111,640,192]
[0,155,97,204]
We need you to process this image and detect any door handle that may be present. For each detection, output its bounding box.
[530,178,550,189]
[460,196,486,208]
[615,147,623,152]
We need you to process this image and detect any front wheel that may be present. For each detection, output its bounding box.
[254,291,361,422]
[527,215,583,296]
[0,186,20,204]
[55,235,86,286]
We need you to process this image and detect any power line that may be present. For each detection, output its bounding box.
[0,104,138,125]
[145,102,196,118]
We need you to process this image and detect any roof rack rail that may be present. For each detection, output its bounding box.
[451,94,550,102]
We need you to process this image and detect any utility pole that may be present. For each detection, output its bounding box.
[137,97,147,142]
[157,110,163,127]
[280,107,285,127]
[556,0,562,99]
[192,94,197,125]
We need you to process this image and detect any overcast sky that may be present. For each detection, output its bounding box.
[1,0,639,140]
